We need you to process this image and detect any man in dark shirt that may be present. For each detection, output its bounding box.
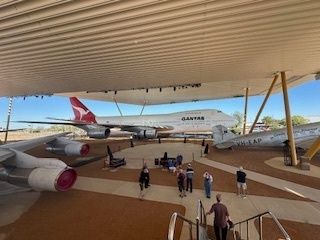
[206,194,230,240]
[236,166,247,198]
[177,168,186,198]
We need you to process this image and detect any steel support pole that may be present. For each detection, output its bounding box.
[4,97,13,144]
[113,97,123,116]
[242,88,249,135]
[249,75,279,133]
[281,72,298,166]
[140,100,146,116]
[304,136,320,160]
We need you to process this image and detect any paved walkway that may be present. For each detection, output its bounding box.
[196,157,320,203]
[106,142,320,239]
[265,157,320,178]
[73,176,320,240]
[113,143,199,169]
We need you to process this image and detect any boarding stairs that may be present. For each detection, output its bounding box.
[167,200,291,240]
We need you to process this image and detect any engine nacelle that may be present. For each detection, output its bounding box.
[137,129,157,139]
[46,137,90,156]
[87,128,111,139]
[0,167,77,192]
[46,143,89,156]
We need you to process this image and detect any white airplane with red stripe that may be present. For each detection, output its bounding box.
[19,97,237,139]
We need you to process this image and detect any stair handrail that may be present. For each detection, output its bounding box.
[168,212,198,240]
[232,211,291,240]
[196,199,207,227]
[168,200,208,240]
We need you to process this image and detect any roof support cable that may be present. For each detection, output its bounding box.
[113,97,123,116]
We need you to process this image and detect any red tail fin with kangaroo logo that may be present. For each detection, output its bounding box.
[69,97,97,123]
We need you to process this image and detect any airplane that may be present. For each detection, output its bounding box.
[212,122,320,149]
[17,97,237,139]
[0,133,90,192]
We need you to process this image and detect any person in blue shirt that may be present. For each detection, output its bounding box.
[186,164,194,193]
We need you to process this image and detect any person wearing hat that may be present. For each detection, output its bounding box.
[206,193,230,240]
[236,166,247,198]
[186,163,194,193]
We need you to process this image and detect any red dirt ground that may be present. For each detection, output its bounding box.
[2,138,318,240]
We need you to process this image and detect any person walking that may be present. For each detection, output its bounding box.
[236,166,247,198]
[186,164,194,193]
[203,171,213,198]
[177,168,186,198]
[206,194,230,240]
[139,166,150,200]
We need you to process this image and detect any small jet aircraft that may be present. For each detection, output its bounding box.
[213,122,320,149]
[18,97,237,139]
[0,133,89,192]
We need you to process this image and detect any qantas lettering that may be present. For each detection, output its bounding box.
[181,116,205,121]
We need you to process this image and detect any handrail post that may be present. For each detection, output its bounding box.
[189,223,193,240]
[246,220,249,240]
[259,216,263,240]
[239,223,242,238]
[168,213,178,240]
[196,218,199,240]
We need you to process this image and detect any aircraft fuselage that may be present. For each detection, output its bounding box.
[96,109,236,134]
[231,122,320,147]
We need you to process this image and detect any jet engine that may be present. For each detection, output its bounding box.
[45,137,90,156]
[137,129,157,139]
[0,151,77,191]
[1,167,77,191]
[87,127,111,139]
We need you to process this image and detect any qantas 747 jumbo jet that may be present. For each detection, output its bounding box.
[18,97,237,139]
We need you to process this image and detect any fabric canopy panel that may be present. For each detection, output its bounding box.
[0,1,319,104]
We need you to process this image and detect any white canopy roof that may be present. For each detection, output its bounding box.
[0,1,319,105]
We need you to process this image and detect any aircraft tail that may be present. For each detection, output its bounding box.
[69,97,97,123]
[212,125,236,144]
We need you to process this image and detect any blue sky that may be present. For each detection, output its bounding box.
[1,80,319,129]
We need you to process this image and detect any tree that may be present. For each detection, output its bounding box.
[232,111,244,134]
[261,116,281,129]
[280,115,309,126]
[233,111,243,128]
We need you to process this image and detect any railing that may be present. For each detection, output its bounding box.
[196,199,207,234]
[167,212,197,240]
[232,211,291,240]
[168,200,208,240]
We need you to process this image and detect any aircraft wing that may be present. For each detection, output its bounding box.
[46,118,174,130]
[16,120,90,126]
[295,136,319,149]
[1,132,70,152]
[0,128,25,132]
[120,124,174,131]
[0,132,79,192]
[214,142,234,149]
[16,120,173,131]
[0,148,16,163]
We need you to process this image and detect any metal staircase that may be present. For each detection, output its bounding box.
[168,200,291,240]
[232,211,291,240]
[168,200,208,240]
